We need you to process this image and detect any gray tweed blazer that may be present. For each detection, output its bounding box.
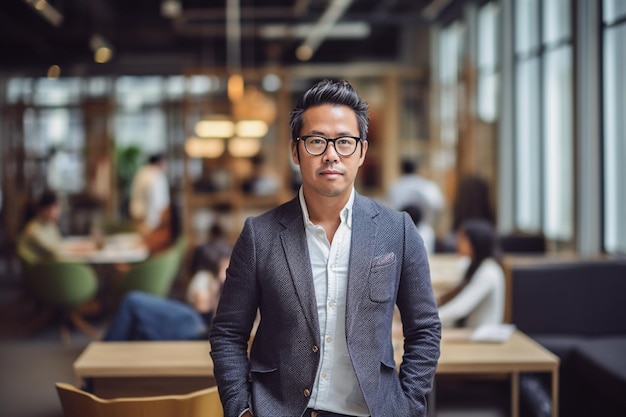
[209,193,441,417]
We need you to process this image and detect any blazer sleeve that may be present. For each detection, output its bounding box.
[209,217,260,417]
[396,212,442,414]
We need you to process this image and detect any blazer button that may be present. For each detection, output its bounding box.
[303,389,311,397]
[312,345,319,353]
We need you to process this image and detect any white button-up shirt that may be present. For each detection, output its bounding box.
[299,187,369,416]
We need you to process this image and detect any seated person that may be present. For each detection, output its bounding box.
[437,219,505,328]
[17,190,63,262]
[103,236,232,341]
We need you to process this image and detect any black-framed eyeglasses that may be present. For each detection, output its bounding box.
[296,135,362,157]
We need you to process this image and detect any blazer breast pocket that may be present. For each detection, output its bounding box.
[369,253,397,302]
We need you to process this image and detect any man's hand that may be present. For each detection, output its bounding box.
[242,411,253,417]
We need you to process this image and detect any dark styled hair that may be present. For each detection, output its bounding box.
[148,153,164,165]
[459,219,499,283]
[452,175,495,232]
[401,204,423,226]
[37,190,58,211]
[289,79,369,142]
[401,159,418,175]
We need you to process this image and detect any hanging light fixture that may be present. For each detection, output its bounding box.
[236,120,268,138]
[185,137,226,159]
[195,118,235,138]
[228,137,262,158]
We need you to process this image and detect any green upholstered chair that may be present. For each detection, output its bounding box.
[116,236,187,298]
[23,261,100,344]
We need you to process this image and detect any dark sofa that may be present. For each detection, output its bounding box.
[509,258,626,417]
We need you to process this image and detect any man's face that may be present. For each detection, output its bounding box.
[291,104,368,201]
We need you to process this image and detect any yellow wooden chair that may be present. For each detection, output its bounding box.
[55,382,223,417]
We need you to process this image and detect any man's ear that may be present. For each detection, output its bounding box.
[290,141,300,165]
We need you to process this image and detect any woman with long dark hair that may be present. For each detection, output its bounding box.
[438,219,505,328]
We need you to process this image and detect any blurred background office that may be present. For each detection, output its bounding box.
[1,0,624,263]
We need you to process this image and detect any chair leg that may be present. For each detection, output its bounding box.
[68,311,100,340]
[60,322,71,345]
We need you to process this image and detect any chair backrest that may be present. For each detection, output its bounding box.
[55,382,223,417]
[118,236,186,298]
[25,261,99,308]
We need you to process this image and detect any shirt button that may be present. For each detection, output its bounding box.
[326,336,332,343]
[303,389,311,397]
[312,345,319,353]
[321,372,328,379]
[328,301,334,308]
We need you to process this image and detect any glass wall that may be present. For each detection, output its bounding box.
[514,0,573,241]
[603,0,626,253]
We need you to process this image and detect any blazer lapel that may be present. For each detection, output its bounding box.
[279,199,320,339]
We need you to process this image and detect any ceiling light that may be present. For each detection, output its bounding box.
[236,120,268,138]
[228,137,262,158]
[259,22,370,40]
[185,137,226,159]
[22,0,63,26]
[195,119,235,138]
[47,65,61,79]
[90,35,114,64]
[295,0,355,61]
[228,74,244,102]
[161,0,182,18]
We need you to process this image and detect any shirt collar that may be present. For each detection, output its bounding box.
[298,187,354,229]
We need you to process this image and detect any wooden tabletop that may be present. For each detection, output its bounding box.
[73,341,213,379]
[393,328,559,374]
[59,234,149,264]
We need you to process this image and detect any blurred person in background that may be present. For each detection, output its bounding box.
[437,219,505,328]
[388,158,444,235]
[17,190,63,262]
[129,153,172,253]
[103,231,232,341]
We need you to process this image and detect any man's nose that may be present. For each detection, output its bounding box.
[323,140,339,161]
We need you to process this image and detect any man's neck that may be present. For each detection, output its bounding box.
[303,191,350,224]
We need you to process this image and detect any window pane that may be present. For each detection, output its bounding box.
[438,23,463,147]
[515,0,540,54]
[604,0,626,24]
[543,46,573,241]
[515,58,541,231]
[34,77,81,106]
[477,2,499,123]
[478,72,499,123]
[114,108,167,155]
[603,24,626,253]
[543,0,571,45]
[478,2,499,69]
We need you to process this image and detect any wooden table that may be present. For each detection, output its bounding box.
[393,328,560,417]
[59,233,149,264]
[73,341,215,398]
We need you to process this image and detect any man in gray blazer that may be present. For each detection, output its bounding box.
[210,80,441,417]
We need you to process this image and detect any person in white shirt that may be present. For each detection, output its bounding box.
[129,153,170,235]
[387,159,444,229]
[209,80,440,417]
[437,219,505,328]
